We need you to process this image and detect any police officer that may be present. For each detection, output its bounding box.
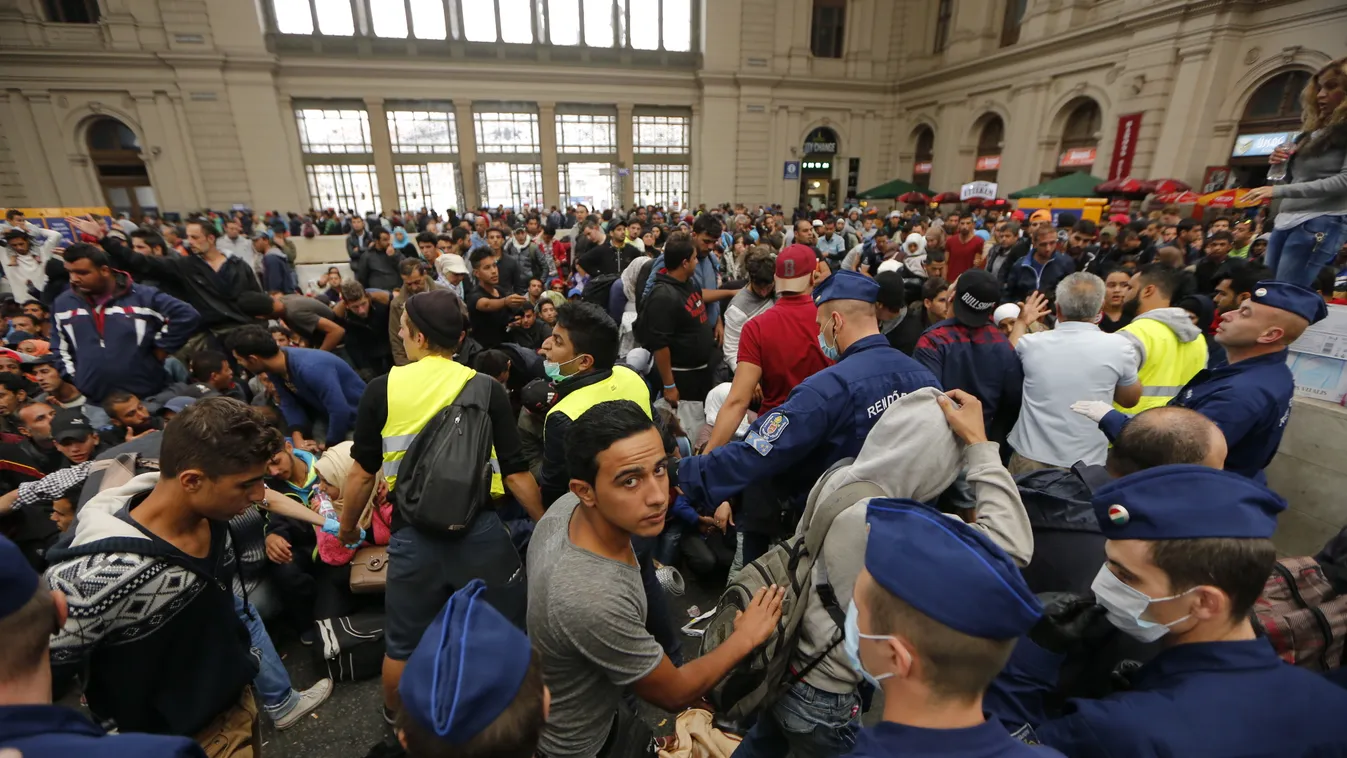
[985,465,1347,756]
[0,535,206,757]
[394,579,547,758]
[538,301,651,507]
[844,500,1060,758]
[677,270,940,514]
[1088,280,1326,480]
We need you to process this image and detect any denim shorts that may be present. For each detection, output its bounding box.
[384,511,527,660]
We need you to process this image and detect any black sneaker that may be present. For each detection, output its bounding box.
[382,705,397,726]
[300,628,317,647]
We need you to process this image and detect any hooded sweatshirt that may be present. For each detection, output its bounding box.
[1116,306,1208,412]
[45,473,257,737]
[789,388,1034,694]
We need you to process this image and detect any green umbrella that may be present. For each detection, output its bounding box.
[1008,171,1108,199]
[856,177,927,200]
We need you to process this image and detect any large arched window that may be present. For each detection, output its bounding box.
[1056,99,1101,177]
[1229,70,1312,188]
[975,116,1004,184]
[87,117,157,218]
[912,126,935,189]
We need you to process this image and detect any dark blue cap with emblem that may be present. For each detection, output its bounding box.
[813,270,879,306]
[1091,464,1286,540]
[399,579,533,744]
[864,499,1042,640]
[1250,280,1328,325]
[0,534,39,620]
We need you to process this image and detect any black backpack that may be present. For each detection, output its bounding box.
[393,373,496,533]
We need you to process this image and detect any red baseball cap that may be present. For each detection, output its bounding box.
[775,244,817,280]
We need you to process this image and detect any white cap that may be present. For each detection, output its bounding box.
[877,259,902,274]
[993,303,1021,324]
[888,210,902,219]
[440,253,469,275]
[811,219,824,227]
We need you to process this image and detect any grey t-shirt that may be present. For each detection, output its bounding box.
[280,295,335,347]
[526,495,663,758]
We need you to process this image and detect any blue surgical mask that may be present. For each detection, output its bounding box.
[543,355,583,382]
[818,320,840,361]
[843,600,895,687]
[1090,563,1195,642]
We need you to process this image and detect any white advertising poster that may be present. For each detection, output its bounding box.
[960,181,998,201]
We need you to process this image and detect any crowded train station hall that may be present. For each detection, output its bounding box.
[1,0,1347,756]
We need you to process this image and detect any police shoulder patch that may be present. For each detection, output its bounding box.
[758,411,789,442]
[746,431,773,456]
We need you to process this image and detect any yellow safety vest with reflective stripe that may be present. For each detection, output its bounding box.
[546,366,653,430]
[1116,317,1208,413]
[381,354,504,497]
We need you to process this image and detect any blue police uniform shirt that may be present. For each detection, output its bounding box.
[0,704,205,758]
[1097,349,1294,480]
[984,636,1347,758]
[845,718,1066,758]
[677,334,940,508]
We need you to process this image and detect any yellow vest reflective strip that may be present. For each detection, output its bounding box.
[1116,317,1208,413]
[381,354,504,497]
[546,366,653,430]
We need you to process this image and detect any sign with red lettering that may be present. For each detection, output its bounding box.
[914,161,933,175]
[1058,148,1096,168]
[1108,113,1143,180]
[975,155,1001,171]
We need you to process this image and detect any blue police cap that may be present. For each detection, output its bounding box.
[1091,464,1286,540]
[864,499,1042,640]
[1251,280,1327,325]
[0,535,39,620]
[399,579,533,744]
[813,270,879,306]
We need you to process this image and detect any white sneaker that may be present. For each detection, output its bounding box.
[273,679,334,730]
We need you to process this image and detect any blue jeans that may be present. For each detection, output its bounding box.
[1264,214,1347,287]
[234,594,298,718]
[733,679,861,758]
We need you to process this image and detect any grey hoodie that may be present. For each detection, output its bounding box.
[1118,306,1204,368]
[790,388,1035,695]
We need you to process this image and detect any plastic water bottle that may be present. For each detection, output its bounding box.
[1266,138,1296,184]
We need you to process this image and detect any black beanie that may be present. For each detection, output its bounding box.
[404,290,464,351]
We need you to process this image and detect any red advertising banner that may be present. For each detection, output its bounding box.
[975,155,1001,171]
[1058,148,1096,168]
[1108,112,1143,180]
[914,161,933,175]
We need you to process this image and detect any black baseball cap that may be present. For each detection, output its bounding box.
[520,378,557,415]
[952,270,999,327]
[51,407,94,443]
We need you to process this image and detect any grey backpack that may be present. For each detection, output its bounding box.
[699,474,883,725]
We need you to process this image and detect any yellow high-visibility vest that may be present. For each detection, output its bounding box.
[1117,317,1208,413]
[380,354,504,497]
[545,365,653,432]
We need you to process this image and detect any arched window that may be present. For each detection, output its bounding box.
[1240,71,1310,132]
[86,117,156,218]
[1229,70,1312,188]
[912,126,935,189]
[975,117,1004,183]
[1056,99,1101,176]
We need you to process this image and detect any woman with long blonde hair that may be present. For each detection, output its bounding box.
[1244,57,1347,286]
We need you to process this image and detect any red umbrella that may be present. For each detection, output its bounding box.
[932,191,961,203]
[897,191,931,204]
[1145,178,1191,195]
[981,198,1009,210]
[965,197,984,208]
[1095,177,1147,195]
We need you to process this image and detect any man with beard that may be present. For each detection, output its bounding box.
[985,221,1029,284]
[1066,220,1101,273]
[99,390,165,446]
[1213,264,1272,318]
[51,244,200,405]
[1191,230,1238,295]
[1113,265,1207,414]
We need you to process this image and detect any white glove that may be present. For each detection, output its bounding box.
[1070,401,1113,423]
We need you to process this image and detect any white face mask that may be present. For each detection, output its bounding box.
[1090,563,1197,643]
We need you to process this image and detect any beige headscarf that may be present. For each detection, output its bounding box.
[313,441,378,528]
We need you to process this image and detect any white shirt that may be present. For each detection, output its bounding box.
[1008,321,1140,467]
[216,234,257,272]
